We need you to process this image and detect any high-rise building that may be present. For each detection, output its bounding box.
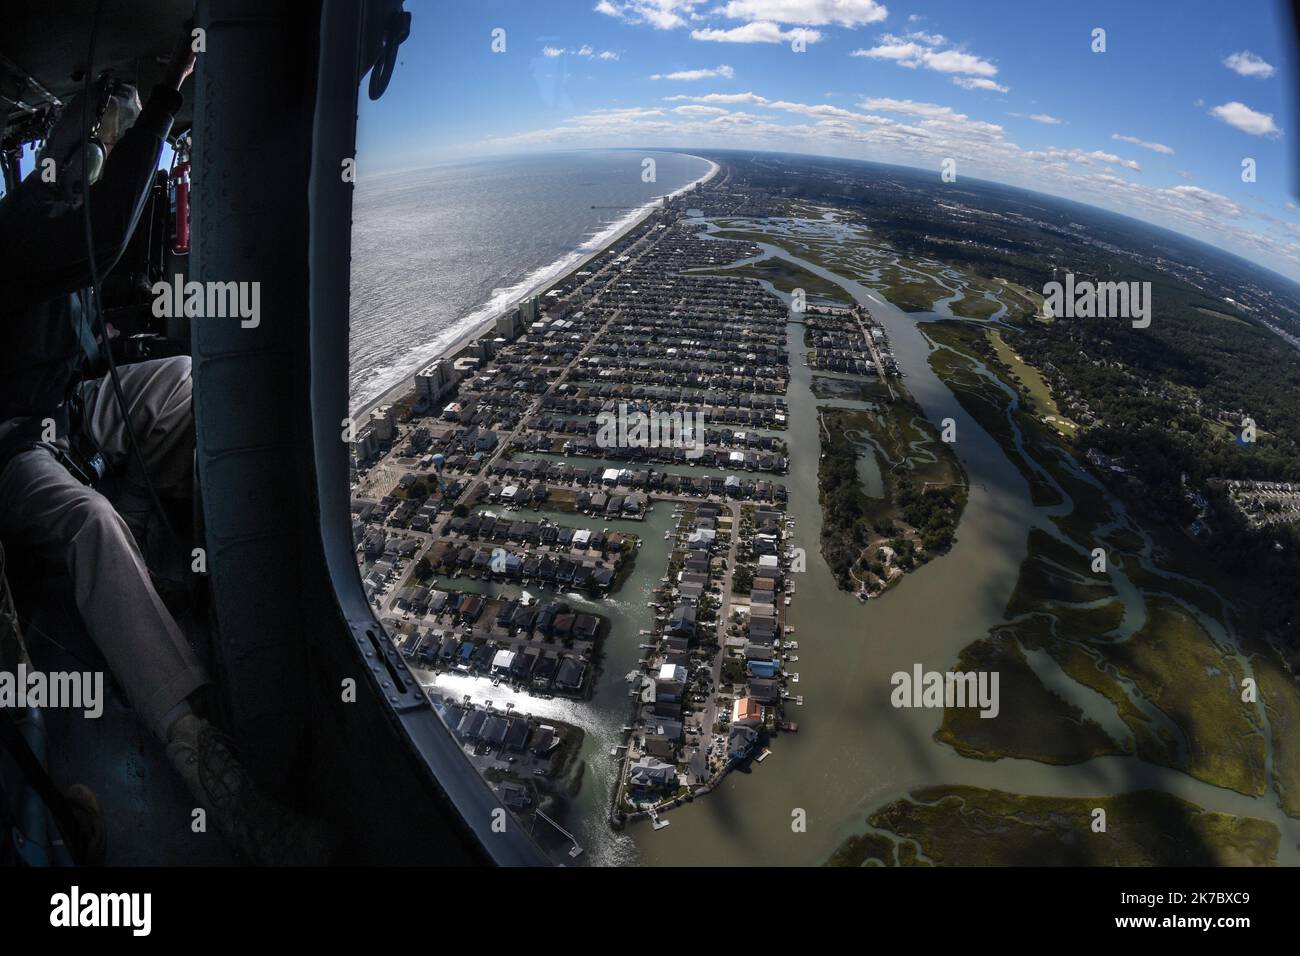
[415,359,451,405]
[495,309,521,340]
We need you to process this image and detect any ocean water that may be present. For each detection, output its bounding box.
[348,149,714,412]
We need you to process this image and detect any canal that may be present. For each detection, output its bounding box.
[425,218,1300,866]
[627,226,1300,866]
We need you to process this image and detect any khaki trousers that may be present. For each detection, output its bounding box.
[0,356,208,736]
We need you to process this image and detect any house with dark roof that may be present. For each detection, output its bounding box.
[572,613,600,641]
[503,718,530,752]
[532,655,559,686]
[747,678,779,704]
[554,656,586,692]
[667,604,696,639]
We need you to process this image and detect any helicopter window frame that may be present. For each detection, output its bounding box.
[306,0,547,867]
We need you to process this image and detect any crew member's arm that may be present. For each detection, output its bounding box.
[0,30,196,309]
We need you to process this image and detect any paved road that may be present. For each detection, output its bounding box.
[852,305,896,401]
[372,221,676,622]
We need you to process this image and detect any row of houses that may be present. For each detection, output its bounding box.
[542,437,788,475]
[626,503,728,799]
[439,702,564,760]
[444,512,633,556]
[408,629,589,694]
[548,384,788,429]
[403,590,601,641]
[542,390,787,429]
[571,365,787,396]
[429,541,622,592]
[533,414,787,452]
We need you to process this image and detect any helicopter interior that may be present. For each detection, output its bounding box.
[0,0,546,866]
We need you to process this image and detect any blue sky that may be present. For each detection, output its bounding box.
[358,0,1300,279]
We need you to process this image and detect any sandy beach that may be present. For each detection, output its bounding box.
[354,154,719,419]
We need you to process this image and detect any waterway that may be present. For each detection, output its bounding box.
[625,221,1300,866]
[424,215,1300,866]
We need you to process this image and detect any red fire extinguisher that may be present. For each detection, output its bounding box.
[172,159,191,255]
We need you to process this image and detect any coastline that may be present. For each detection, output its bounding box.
[353,153,720,419]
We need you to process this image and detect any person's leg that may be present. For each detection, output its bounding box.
[0,446,207,739]
[1,406,332,863]
[79,356,194,540]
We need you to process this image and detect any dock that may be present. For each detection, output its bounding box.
[535,808,584,859]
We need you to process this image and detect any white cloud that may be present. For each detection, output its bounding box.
[1223,50,1275,79]
[481,85,1300,279]
[1111,133,1174,155]
[851,32,997,77]
[1164,184,1243,219]
[651,64,736,80]
[594,0,696,29]
[664,90,770,104]
[858,97,958,118]
[545,44,621,60]
[1210,101,1282,137]
[768,100,892,124]
[922,49,997,76]
[573,107,667,124]
[717,0,888,27]
[1025,146,1141,172]
[908,30,948,46]
[692,22,821,43]
[596,0,885,29]
[953,77,1008,93]
[671,104,731,115]
[1010,112,1062,125]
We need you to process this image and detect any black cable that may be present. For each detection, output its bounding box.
[79,0,175,541]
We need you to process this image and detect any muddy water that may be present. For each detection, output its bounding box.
[426,220,1300,867]
[415,499,680,865]
[624,232,1300,866]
